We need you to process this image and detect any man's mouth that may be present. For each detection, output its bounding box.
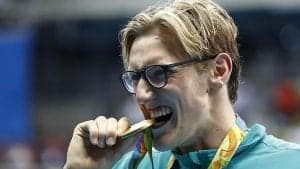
[149,106,173,129]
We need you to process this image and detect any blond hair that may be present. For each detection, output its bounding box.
[119,0,240,103]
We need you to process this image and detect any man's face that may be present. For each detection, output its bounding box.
[127,29,212,151]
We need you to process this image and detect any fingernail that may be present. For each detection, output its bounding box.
[92,138,98,145]
[107,137,116,146]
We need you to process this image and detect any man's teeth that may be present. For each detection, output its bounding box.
[150,107,172,119]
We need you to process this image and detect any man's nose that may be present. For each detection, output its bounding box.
[135,77,155,103]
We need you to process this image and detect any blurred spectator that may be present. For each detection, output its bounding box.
[274,79,298,117]
[0,143,38,169]
[40,137,67,169]
[273,79,300,143]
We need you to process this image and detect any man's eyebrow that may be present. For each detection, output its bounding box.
[128,55,169,70]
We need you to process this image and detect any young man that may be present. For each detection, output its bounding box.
[64,0,300,168]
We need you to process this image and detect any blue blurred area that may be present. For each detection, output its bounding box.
[0,28,34,143]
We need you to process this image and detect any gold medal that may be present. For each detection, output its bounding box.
[120,119,155,139]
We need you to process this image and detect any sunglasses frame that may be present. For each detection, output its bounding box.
[120,55,217,94]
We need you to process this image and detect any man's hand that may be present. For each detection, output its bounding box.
[63,116,136,169]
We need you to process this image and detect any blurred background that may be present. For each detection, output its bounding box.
[0,0,300,168]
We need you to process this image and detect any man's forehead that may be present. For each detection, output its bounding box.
[128,29,187,69]
[130,33,163,54]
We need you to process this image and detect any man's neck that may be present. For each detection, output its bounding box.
[205,91,237,148]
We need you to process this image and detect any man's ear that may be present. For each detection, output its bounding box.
[209,53,232,90]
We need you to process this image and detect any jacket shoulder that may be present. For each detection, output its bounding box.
[229,134,300,169]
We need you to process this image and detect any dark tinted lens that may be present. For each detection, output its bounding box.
[146,66,166,87]
[122,72,139,93]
